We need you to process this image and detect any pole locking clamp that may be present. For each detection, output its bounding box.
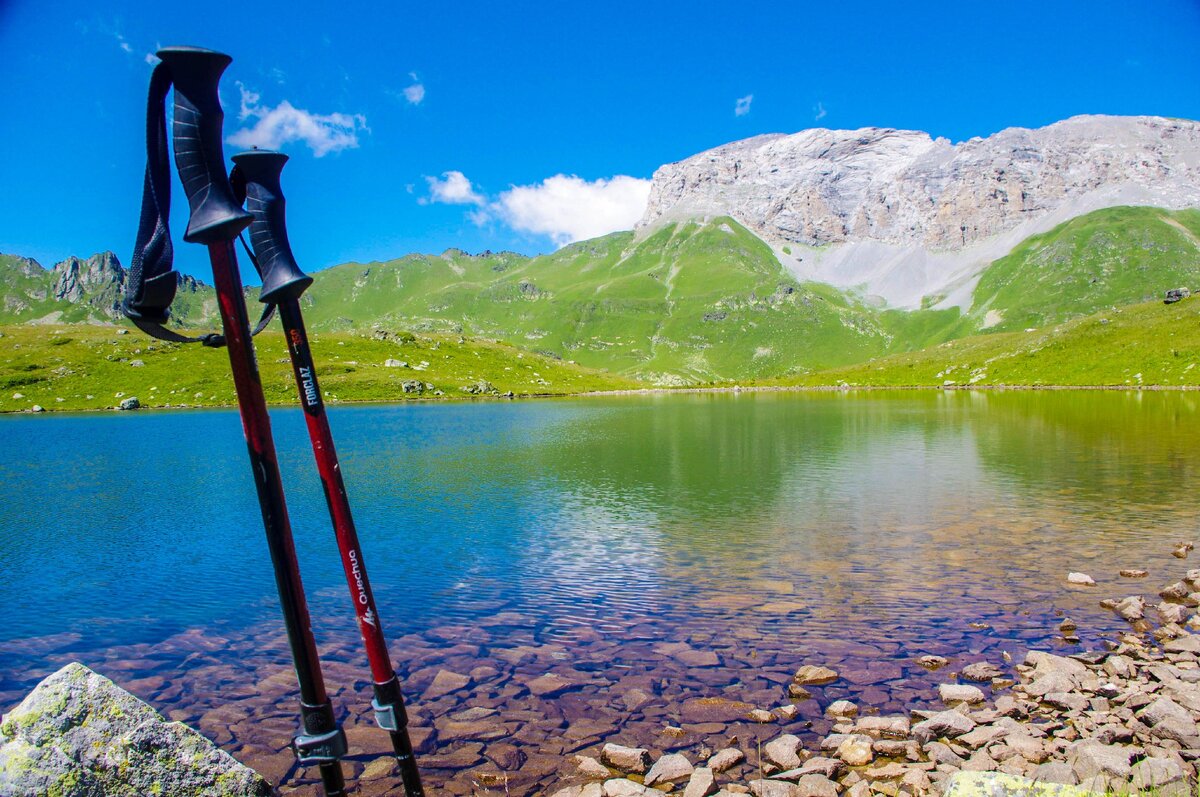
[372,697,399,732]
[292,727,348,765]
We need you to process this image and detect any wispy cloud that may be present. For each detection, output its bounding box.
[735,94,753,117]
[78,18,136,56]
[403,72,425,105]
[814,101,827,122]
[227,83,368,157]
[422,171,484,205]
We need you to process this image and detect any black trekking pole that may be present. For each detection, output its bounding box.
[230,149,426,797]
[123,47,347,796]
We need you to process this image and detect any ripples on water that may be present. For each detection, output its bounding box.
[1,390,1198,794]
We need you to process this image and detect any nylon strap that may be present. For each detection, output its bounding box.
[124,63,272,347]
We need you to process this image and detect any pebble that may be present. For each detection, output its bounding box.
[707,748,744,773]
[644,752,694,786]
[792,665,839,685]
[825,699,858,718]
[601,743,650,774]
[683,767,718,797]
[938,683,985,704]
[1067,572,1096,586]
[960,662,1004,681]
[574,755,611,779]
[764,734,803,770]
[836,735,874,766]
[793,774,838,797]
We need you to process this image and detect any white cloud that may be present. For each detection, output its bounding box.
[145,52,158,65]
[404,83,426,104]
[735,94,753,117]
[814,101,827,122]
[423,171,485,205]
[227,83,367,157]
[237,84,261,117]
[493,174,652,246]
[403,72,425,105]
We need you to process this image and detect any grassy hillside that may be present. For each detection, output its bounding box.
[770,295,1200,388]
[0,324,638,413]
[4,205,1198,388]
[296,207,1200,382]
[965,206,1200,333]
[0,254,68,323]
[303,218,912,382]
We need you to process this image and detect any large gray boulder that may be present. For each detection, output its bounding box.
[943,770,1094,795]
[0,662,270,796]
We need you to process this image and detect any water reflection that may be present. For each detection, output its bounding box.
[2,391,1200,794]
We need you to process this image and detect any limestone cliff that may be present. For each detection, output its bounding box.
[638,116,1200,308]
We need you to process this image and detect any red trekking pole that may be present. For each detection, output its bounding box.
[230,150,426,797]
[124,47,347,796]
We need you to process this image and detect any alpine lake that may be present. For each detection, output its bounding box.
[1,389,1198,795]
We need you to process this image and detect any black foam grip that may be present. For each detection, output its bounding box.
[231,150,313,303]
[156,46,251,244]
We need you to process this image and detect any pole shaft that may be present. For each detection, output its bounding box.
[277,299,425,796]
[207,242,347,797]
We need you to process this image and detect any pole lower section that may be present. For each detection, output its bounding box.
[277,299,425,797]
[207,242,347,797]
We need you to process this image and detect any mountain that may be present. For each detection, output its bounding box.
[640,115,1200,309]
[0,252,215,326]
[4,115,1198,386]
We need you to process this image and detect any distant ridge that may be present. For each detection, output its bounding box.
[0,252,213,326]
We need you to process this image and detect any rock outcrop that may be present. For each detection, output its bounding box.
[0,662,270,796]
[0,250,214,324]
[638,115,1200,308]
[51,252,126,306]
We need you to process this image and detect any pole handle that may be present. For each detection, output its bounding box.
[156,46,251,244]
[231,150,313,303]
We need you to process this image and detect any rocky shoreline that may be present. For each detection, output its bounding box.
[6,549,1200,795]
[546,552,1200,797]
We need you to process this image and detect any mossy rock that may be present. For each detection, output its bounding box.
[0,662,270,796]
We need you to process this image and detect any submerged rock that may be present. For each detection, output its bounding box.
[0,662,269,796]
[960,661,1004,682]
[601,742,651,774]
[792,665,838,685]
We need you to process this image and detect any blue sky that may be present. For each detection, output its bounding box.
[1,0,1198,281]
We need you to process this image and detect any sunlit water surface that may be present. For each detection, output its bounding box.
[2,391,1197,794]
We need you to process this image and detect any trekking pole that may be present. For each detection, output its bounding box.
[124,47,347,796]
[230,149,426,797]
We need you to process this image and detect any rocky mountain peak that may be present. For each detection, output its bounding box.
[639,115,1200,308]
[51,252,125,304]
